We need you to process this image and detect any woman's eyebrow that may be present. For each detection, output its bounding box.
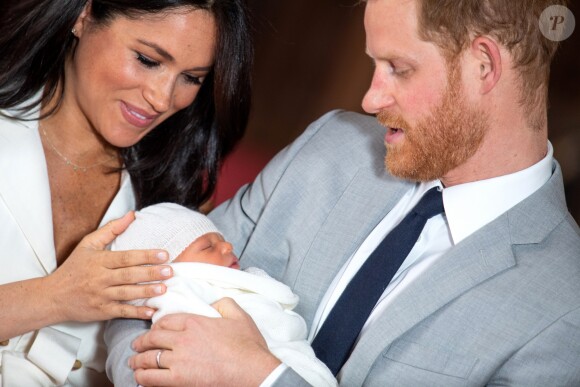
[137,39,174,61]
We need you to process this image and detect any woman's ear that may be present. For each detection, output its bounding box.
[470,36,502,95]
[72,1,93,38]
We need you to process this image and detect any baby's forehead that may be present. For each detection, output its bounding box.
[193,231,224,242]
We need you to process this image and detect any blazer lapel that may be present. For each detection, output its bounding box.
[0,117,56,274]
[339,161,569,386]
[292,168,411,325]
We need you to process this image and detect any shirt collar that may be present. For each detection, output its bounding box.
[441,142,553,245]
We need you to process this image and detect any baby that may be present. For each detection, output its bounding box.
[111,203,336,387]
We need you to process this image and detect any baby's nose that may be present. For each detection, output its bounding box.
[220,241,234,254]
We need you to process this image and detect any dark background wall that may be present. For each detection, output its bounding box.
[216,1,580,224]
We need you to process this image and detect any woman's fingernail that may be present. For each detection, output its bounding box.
[153,285,164,294]
[145,309,154,317]
[156,251,168,261]
[160,267,171,277]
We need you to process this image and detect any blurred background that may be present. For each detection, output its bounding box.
[214,1,580,223]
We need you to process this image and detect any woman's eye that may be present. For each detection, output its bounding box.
[184,74,203,86]
[137,53,160,68]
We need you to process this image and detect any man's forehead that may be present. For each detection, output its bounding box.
[364,0,426,60]
[364,0,420,38]
[363,0,417,12]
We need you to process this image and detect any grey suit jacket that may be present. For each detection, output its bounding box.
[105,110,580,386]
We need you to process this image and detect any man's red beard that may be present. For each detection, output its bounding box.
[377,65,488,182]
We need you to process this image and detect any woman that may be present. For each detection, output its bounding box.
[0,0,252,385]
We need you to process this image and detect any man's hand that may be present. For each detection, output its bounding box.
[130,298,282,386]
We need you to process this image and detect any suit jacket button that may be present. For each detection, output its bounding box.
[0,340,9,346]
[72,359,82,370]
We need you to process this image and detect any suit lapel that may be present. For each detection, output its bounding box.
[340,216,516,385]
[0,117,56,274]
[292,168,411,325]
[339,161,569,386]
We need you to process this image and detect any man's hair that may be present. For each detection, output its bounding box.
[416,0,569,129]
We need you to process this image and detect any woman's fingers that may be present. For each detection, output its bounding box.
[81,211,135,249]
[105,283,167,302]
[105,249,169,269]
[106,302,155,320]
[109,262,172,285]
[47,212,176,322]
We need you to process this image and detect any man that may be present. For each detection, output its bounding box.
[106,0,580,385]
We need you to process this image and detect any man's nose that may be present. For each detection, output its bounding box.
[361,68,395,114]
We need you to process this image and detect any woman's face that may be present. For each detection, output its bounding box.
[67,7,216,147]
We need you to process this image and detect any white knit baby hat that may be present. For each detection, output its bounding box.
[111,202,221,262]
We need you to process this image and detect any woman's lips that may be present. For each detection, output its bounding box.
[120,101,158,128]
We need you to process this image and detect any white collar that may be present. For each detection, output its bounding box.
[441,142,553,245]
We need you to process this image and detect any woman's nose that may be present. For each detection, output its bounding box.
[143,74,174,113]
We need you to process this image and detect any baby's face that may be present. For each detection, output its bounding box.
[174,232,240,269]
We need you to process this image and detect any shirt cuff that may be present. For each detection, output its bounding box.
[259,363,289,387]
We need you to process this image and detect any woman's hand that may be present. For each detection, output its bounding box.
[0,212,173,341]
[46,211,173,322]
[130,298,281,387]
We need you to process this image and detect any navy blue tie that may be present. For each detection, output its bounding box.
[311,187,444,375]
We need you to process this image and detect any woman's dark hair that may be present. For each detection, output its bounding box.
[0,0,253,210]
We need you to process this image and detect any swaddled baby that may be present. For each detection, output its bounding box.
[111,203,336,387]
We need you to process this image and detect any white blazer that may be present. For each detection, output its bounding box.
[0,114,135,386]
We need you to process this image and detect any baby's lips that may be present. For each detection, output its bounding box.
[230,255,241,269]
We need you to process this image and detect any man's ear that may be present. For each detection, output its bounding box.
[469,36,502,95]
[72,1,92,38]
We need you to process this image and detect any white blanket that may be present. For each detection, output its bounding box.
[140,263,336,387]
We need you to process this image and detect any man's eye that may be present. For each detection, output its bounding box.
[395,68,411,77]
[136,53,160,68]
[389,65,411,78]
